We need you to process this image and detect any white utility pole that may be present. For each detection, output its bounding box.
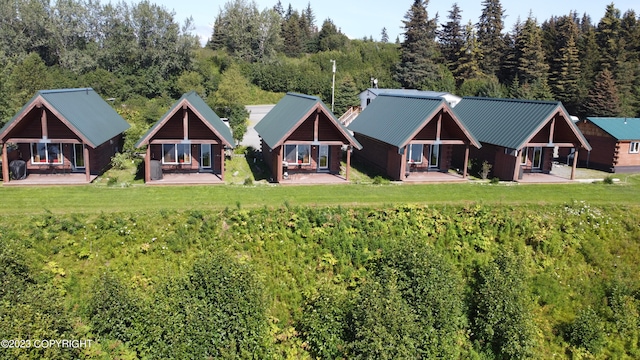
[330,59,336,112]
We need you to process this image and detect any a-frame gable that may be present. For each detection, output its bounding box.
[0,95,94,147]
[519,105,591,151]
[136,96,234,148]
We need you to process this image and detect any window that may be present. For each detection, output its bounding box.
[407,143,423,164]
[162,143,191,164]
[30,143,63,164]
[73,143,85,168]
[630,142,639,154]
[284,144,311,165]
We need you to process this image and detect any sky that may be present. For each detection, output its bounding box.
[143,0,639,46]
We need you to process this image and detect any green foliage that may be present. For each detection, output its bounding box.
[568,307,605,354]
[471,250,537,359]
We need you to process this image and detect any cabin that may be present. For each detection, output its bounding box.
[135,91,235,184]
[348,94,480,181]
[454,97,592,181]
[0,88,129,184]
[575,117,640,173]
[254,93,362,183]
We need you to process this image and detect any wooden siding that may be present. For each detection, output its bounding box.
[576,121,621,171]
[317,115,345,142]
[153,113,185,139]
[88,134,122,174]
[353,133,392,177]
[150,143,223,174]
[288,116,314,142]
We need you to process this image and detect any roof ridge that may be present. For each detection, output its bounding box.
[286,92,320,101]
[462,96,560,105]
[378,93,446,101]
[39,88,94,94]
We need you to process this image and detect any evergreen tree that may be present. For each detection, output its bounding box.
[394,0,441,89]
[584,68,621,117]
[317,18,348,52]
[454,21,484,84]
[596,4,622,72]
[616,10,640,116]
[273,0,284,17]
[439,3,464,72]
[334,75,359,116]
[381,27,389,43]
[282,11,303,57]
[208,14,226,51]
[549,15,582,113]
[513,16,549,85]
[476,0,506,78]
[577,14,600,114]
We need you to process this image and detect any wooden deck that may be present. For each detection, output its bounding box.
[2,173,96,186]
[146,172,224,185]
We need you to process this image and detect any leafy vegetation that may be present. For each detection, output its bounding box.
[0,202,639,358]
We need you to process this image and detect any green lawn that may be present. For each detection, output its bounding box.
[1,174,639,215]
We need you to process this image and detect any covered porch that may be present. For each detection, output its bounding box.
[144,171,224,185]
[1,173,97,186]
[402,170,467,183]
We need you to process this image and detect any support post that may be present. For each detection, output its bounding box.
[41,107,48,139]
[84,144,90,182]
[463,143,469,178]
[145,146,151,183]
[346,146,351,181]
[2,143,9,183]
[276,146,283,182]
[571,148,578,180]
[220,145,225,181]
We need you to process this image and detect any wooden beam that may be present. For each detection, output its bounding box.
[314,110,319,143]
[145,146,151,183]
[282,140,346,146]
[435,111,442,141]
[525,142,576,148]
[2,143,9,183]
[84,144,91,182]
[41,107,48,139]
[548,117,556,144]
[408,139,466,145]
[346,146,351,181]
[183,106,189,140]
[463,144,469,178]
[6,138,81,144]
[277,145,283,182]
[571,149,578,180]
[149,139,218,145]
[220,144,225,181]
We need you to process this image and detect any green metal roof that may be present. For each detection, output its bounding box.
[454,97,591,150]
[254,92,361,149]
[1,88,130,148]
[136,91,235,148]
[348,94,479,148]
[586,117,640,141]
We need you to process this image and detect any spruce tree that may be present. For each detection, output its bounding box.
[394,0,441,89]
[596,4,622,72]
[334,75,360,116]
[454,21,484,85]
[577,15,600,111]
[438,3,464,72]
[549,15,582,113]
[282,11,303,57]
[514,16,549,85]
[381,27,389,43]
[584,68,621,117]
[476,0,506,78]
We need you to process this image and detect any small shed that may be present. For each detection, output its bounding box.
[255,93,362,183]
[0,88,130,184]
[576,117,640,173]
[348,94,480,181]
[454,97,592,181]
[136,91,234,183]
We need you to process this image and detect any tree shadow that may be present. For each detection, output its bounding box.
[245,147,270,182]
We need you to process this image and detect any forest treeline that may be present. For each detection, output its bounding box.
[1,0,639,131]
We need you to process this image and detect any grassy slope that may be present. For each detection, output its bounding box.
[1,175,639,215]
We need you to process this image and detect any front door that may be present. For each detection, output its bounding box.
[318,145,329,171]
[532,147,543,171]
[429,144,440,169]
[200,144,212,170]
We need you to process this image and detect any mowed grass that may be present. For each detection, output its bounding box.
[1,174,639,215]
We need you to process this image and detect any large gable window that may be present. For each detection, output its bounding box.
[31,143,63,164]
[162,143,191,164]
[630,142,639,154]
[284,144,311,165]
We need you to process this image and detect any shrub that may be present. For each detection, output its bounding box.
[244,177,253,186]
[603,175,615,184]
[480,160,492,180]
[110,152,130,170]
[471,250,536,359]
[372,175,388,185]
[490,177,500,184]
[568,307,605,354]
